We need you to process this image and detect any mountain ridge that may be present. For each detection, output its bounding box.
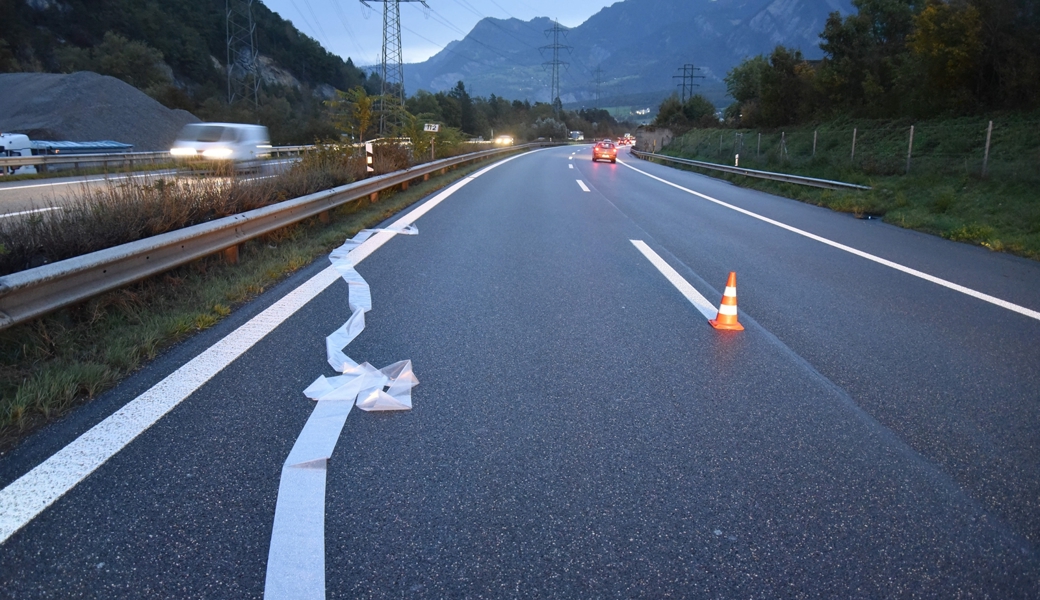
[404,0,853,107]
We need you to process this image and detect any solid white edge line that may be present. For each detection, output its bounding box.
[0,148,549,546]
[0,207,62,219]
[0,171,178,191]
[577,180,590,192]
[618,159,1040,322]
[631,240,718,320]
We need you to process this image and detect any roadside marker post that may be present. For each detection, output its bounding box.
[365,142,374,174]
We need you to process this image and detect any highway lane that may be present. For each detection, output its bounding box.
[0,145,1038,597]
[577,146,1040,546]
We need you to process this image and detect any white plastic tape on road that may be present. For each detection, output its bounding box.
[0,148,547,548]
[266,226,419,600]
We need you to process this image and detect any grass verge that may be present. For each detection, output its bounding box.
[0,155,507,451]
[658,113,1040,260]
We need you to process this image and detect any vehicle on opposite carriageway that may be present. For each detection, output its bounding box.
[170,123,272,161]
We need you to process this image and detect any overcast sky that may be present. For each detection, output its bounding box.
[260,0,618,66]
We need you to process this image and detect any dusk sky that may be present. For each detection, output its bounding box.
[260,0,619,67]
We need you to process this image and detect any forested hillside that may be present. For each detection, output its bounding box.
[0,0,378,143]
[717,0,1040,128]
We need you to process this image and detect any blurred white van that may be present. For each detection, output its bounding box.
[170,123,272,161]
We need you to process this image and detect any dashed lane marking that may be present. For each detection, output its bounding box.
[577,180,590,192]
[631,240,717,320]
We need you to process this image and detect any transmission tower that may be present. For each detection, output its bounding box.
[226,0,261,112]
[540,20,571,117]
[592,66,604,108]
[360,0,428,133]
[672,64,704,103]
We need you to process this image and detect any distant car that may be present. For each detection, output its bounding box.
[170,123,272,161]
[592,141,617,163]
[494,135,514,145]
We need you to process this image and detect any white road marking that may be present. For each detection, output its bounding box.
[0,207,61,219]
[631,240,717,320]
[577,180,590,192]
[0,171,178,191]
[0,148,547,546]
[619,159,1040,322]
[569,164,574,169]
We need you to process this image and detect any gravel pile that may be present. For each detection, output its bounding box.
[0,71,199,151]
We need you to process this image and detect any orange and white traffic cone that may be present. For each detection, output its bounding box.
[709,272,744,331]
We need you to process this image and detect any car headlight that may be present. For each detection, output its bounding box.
[202,147,234,159]
[170,147,197,156]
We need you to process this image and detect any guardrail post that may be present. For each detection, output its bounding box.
[423,173,430,181]
[318,211,330,224]
[401,181,409,191]
[222,244,240,264]
[369,192,379,203]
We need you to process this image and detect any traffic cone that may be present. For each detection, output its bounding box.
[709,272,744,331]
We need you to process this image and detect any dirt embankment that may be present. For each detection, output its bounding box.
[0,71,199,151]
[634,128,674,153]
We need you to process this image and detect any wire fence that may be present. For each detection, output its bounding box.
[667,117,1040,183]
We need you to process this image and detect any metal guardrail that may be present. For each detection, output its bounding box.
[630,149,872,191]
[0,143,550,330]
[0,145,323,171]
[0,151,172,171]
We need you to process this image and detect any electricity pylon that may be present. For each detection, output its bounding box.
[226,0,261,111]
[593,66,604,108]
[540,19,570,117]
[672,64,704,103]
[360,0,428,133]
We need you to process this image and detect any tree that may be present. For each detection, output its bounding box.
[904,0,982,113]
[55,32,170,90]
[724,55,770,126]
[327,86,376,142]
[817,0,919,116]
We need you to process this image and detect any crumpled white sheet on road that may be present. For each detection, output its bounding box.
[265,225,418,600]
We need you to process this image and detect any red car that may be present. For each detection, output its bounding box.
[593,141,617,163]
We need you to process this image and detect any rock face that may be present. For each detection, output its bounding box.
[0,71,199,151]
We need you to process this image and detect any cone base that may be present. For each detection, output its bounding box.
[709,318,744,331]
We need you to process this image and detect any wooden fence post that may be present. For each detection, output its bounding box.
[905,125,915,174]
[982,120,993,177]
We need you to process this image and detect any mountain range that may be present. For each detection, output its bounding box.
[404,0,854,108]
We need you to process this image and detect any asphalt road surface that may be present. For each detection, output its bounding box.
[1,146,1038,598]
